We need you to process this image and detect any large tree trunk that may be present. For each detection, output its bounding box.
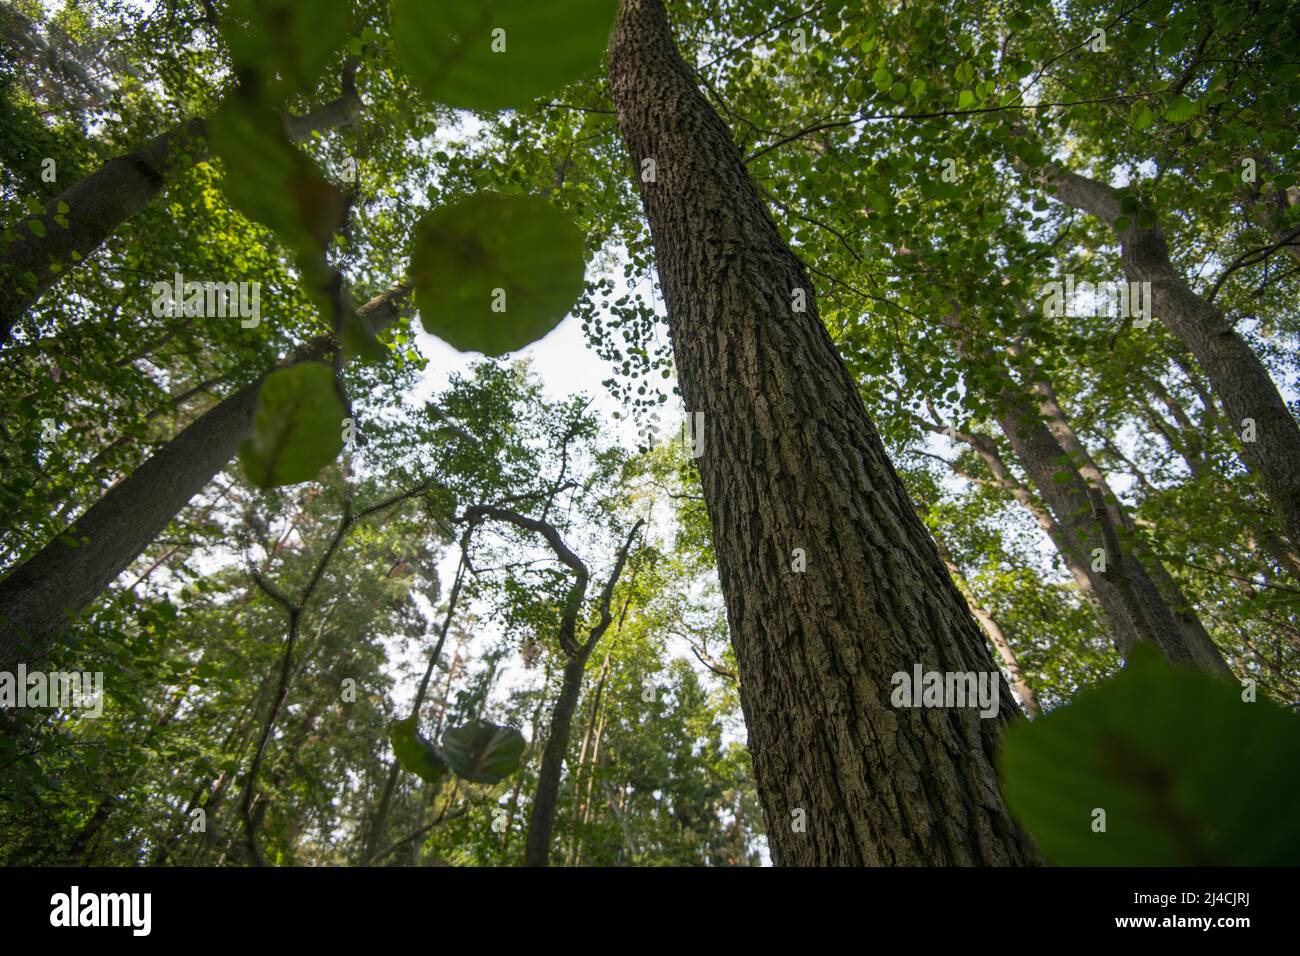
[608,0,1038,866]
[0,288,408,673]
[0,75,360,344]
[1032,166,1300,552]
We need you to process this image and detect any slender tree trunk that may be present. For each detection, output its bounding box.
[503,666,552,854]
[1031,165,1300,551]
[0,76,361,343]
[1026,373,1231,675]
[951,427,1108,605]
[0,287,409,673]
[524,654,587,866]
[609,0,1038,865]
[992,377,1230,675]
[566,652,611,864]
[363,556,466,862]
[1138,373,1300,578]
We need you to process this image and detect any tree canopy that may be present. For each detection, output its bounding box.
[1,0,1297,868]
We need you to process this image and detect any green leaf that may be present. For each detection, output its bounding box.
[1162,93,1197,122]
[390,0,618,111]
[388,717,450,785]
[208,99,346,262]
[220,0,352,98]
[410,193,586,356]
[441,720,526,784]
[1130,102,1153,130]
[238,362,346,488]
[958,89,975,109]
[26,219,45,237]
[1001,645,1300,865]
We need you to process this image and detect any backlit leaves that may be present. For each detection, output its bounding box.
[389,0,618,111]
[220,0,353,99]
[208,100,347,265]
[410,193,586,356]
[239,362,346,489]
[387,717,450,786]
[387,717,524,786]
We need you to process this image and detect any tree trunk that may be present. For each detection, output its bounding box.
[0,287,409,672]
[566,652,611,864]
[363,556,466,862]
[523,654,586,866]
[503,666,553,854]
[1025,373,1232,676]
[1,77,361,344]
[992,379,1230,675]
[1033,166,1300,552]
[953,427,1110,607]
[608,0,1038,865]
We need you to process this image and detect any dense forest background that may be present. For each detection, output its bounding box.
[1,0,1297,867]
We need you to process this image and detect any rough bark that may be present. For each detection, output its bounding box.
[609,0,1039,865]
[0,287,410,672]
[0,72,361,344]
[1032,165,1300,552]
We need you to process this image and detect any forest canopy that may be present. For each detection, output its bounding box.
[0,0,1298,869]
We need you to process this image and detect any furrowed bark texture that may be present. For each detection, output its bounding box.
[1038,167,1300,553]
[0,287,408,672]
[609,0,1039,865]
